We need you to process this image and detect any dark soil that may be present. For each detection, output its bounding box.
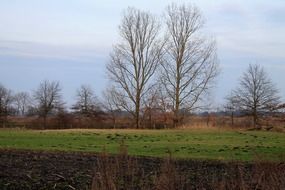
[1,150,162,190]
[0,150,98,189]
[0,149,284,190]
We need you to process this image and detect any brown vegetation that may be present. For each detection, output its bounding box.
[3,111,285,132]
[92,143,285,190]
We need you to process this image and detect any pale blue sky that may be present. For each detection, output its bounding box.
[0,0,285,106]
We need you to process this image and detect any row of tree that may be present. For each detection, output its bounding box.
[0,82,102,128]
[0,62,283,129]
[1,3,283,129]
[105,3,283,128]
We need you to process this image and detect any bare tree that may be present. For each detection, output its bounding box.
[228,64,281,128]
[141,87,160,128]
[106,7,164,128]
[141,83,172,128]
[34,80,63,128]
[102,86,121,128]
[14,92,31,116]
[72,85,100,117]
[224,92,240,126]
[0,84,14,126]
[161,3,219,127]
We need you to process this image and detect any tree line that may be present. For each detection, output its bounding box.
[0,3,283,129]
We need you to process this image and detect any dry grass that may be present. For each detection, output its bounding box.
[91,144,285,190]
[92,142,152,190]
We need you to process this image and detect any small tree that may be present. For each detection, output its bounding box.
[141,87,160,128]
[0,84,14,126]
[13,92,32,116]
[224,92,240,126]
[72,85,101,117]
[34,80,63,128]
[141,84,172,128]
[228,64,281,128]
[102,86,121,128]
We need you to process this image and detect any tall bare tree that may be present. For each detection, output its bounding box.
[161,3,219,126]
[34,80,63,128]
[0,84,14,126]
[14,92,31,116]
[228,64,281,128]
[72,85,100,117]
[106,7,164,128]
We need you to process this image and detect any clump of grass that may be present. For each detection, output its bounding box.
[92,142,190,190]
[153,154,190,190]
[214,161,285,190]
[92,141,148,190]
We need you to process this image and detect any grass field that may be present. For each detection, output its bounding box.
[0,128,284,161]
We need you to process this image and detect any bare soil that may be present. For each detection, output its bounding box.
[0,149,284,190]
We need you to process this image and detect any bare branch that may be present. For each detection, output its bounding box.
[106,7,164,128]
[33,80,63,128]
[72,85,101,117]
[227,64,281,127]
[160,3,219,126]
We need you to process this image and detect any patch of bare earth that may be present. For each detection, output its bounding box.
[0,149,284,189]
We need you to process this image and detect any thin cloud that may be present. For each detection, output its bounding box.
[0,40,109,63]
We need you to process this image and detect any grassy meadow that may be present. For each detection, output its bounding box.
[0,128,284,161]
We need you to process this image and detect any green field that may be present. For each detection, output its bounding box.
[0,128,284,161]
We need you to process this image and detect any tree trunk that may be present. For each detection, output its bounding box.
[134,88,141,129]
[207,113,210,127]
[43,115,47,129]
[231,111,234,127]
[148,109,153,129]
[135,102,140,129]
[135,113,139,129]
[112,115,116,129]
[253,110,258,129]
[174,58,181,128]
[174,90,180,128]
[173,111,179,128]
